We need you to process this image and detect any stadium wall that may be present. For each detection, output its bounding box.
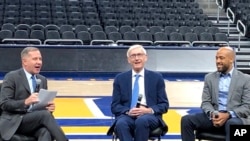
[0,45,218,78]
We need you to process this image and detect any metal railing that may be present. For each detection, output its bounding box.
[216,0,224,23]
[2,38,42,45]
[236,20,246,51]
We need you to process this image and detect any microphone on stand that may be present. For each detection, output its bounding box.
[34,79,41,93]
[136,94,143,108]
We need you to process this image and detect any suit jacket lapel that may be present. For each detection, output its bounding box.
[213,72,220,102]
[128,70,132,103]
[19,69,31,93]
[228,70,237,103]
[144,70,149,102]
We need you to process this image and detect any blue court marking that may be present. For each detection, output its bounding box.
[66,134,181,139]
[57,119,113,126]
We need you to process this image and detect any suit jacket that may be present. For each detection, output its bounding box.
[110,69,169,129]
[201,69,250,124]
[0,68,47,140]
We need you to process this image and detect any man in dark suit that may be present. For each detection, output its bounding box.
[181,46,250,141]
[0,47,68,141]
[110,44,169,141]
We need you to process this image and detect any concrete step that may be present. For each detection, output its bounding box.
[208,16,228,21]
[236,62,250,68]
[236,55,250,61]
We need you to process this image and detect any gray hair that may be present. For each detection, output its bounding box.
[21,47,39,59]
[126,45,147,57]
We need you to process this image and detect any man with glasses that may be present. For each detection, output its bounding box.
[110,44,169,141]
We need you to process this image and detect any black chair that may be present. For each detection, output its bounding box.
[44,30,61,45]
[30,24,45,31]
[195,129,226,141]
[149,26,163,34]
[184,32,198,43]
[154,32,168,42]
[123,31,138,40]
[104,26,118,35]
[0,30,13,43]
[44,24,60,33]
[16,24,31,34]
[59,25,74,34]
[178,26,192,36]
[207,27,220,35]
[77,31,91,45]
[193,26,206,36]
[46,30,61,39]
[169,32,183,41]
[199,32,213,41]
[119,25,133,34]
[1,23,16,33]
[74,25,88,34]
[53,18,69,27]
[30,30,45,43]
[108,32,122,42]
[61,31,83,45]
[91,31,114,45]
[0,83,37,141]
[164,26,177,36]
[214,33,228,42]
[14,30,29,39]
[134,26,148,34]
[89,25,103,34]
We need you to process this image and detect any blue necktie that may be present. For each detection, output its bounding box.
[31,75,36,92]
[130,74,140,108]
[28,75,36,112]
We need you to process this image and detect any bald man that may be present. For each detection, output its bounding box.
[180,47,250,141]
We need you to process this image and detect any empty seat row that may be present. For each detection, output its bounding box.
[1,23,222,37]
[0,28,228,47]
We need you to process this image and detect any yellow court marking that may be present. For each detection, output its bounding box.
[62,127,109,133]
[53,98,93,117]
[163,110,181,133]
[54,98,182,134]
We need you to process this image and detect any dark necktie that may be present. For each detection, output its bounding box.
[130,74,140,108]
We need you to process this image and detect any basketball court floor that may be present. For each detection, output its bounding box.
[48,76,205,141]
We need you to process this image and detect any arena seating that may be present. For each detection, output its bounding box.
[223,0,250,37]
[0,0,228,46]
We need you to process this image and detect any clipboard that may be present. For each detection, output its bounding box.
[30,89,57,111]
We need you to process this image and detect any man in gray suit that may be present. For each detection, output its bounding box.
[0,47,68,141]
[181,46,250,141]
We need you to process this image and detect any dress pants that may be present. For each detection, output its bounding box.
[115,114,159,141]
[181,112,243,141]
[16,110,68,141]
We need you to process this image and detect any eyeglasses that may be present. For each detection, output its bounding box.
[129,53,145,59]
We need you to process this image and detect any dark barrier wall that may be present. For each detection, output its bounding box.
[0,45,218,75]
